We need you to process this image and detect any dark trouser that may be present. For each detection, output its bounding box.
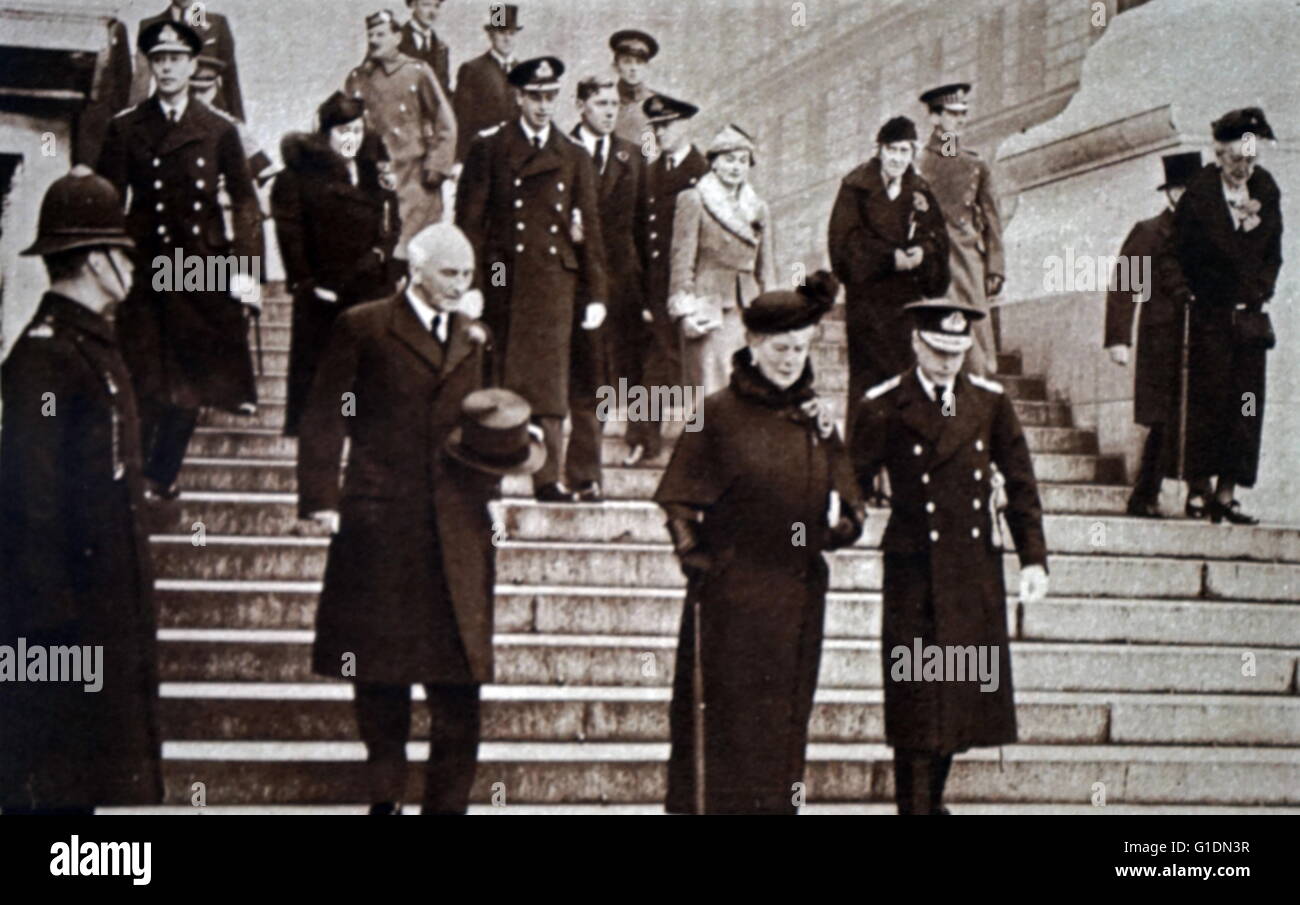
[139,399,198,488]
[893,749,954,815]
[565,398,604,489]
[531,415,566,489]
[627,310,682,458]
[353,682,481,814]
[1130,422,1168,506]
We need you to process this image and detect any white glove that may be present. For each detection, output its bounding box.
[667,291,699,320]
[231,272,261,309]
[1107,344,1129,366]
[459,289,485,320]
[582,302,606,330]
[313,286,339,303]
[1019,564,1049,604]
[308,510,340,535]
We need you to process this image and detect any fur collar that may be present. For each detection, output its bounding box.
[696,171,766,246]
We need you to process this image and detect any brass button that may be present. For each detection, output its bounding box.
[921,474,930,484]
[929,530,939,542]
[515,243,524,253]
[925,502,935,513]
[971,527,981,538]
[514,199,522,208]
[973,499,981,510]
[517,222,524,231]
[913,444,923,456]
[974,469,983,480]
[154,179,163,189]
[975,440,984,451]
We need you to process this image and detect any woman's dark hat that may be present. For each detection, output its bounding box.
[1158,152,1201,190]
[742,270,840,335]
[318,91,366,133]
[1212,107,1274,142]
[876,115,918,145]
[22,166,134,257]
[445,388,547,477]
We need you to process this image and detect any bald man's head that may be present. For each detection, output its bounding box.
[408,223,475,311]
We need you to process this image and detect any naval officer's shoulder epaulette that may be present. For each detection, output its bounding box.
[477,122,504,138]
[968,373,1004,394]
[112,102,144,120]
[26,320,55,339]
[864,374,902,401]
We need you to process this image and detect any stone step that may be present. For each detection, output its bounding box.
[153,631,1298,693]
[154,741,1300,805]
[153,582,1300,650]
[153,537,1294,600]
[167,497,1300,566]
[155,685,1300,747]
[100,802,1300,814]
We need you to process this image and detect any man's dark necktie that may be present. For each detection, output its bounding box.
[533,136,542,150]
[430,313,446,349]
[594,137,607,174]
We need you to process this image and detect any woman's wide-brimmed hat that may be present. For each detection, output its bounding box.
[445,388,547,477]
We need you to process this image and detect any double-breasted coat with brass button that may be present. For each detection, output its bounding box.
[455,121,608,416]
[0,293,162,808]
[97,95,261,411]
[851,370,1047,753]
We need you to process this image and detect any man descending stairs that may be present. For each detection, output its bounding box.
[126,284,1300,813]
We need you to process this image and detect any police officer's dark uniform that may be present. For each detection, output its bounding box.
[454,56,609,502]
[851,300,1048,815]
[0,168,162,814]
[98,20,261,497]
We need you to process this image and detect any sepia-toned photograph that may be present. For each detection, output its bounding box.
[0,0,1295,849]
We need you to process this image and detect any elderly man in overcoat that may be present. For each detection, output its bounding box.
[1,169,162,815]
[455,56,608,502]
[298,224,538,815]
[851,299,1049,815]
[346,9,456,258]
[1158,108,1283,525]
[98,19,262,500]
[1103,152,1200,517]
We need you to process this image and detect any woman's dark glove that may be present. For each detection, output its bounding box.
[667,517,712,580]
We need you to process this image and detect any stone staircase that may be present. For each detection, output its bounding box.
[135,284,1300,814]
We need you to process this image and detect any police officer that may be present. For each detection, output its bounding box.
[1,168,162,814]
[627,93,708,464]
[610,29,660,145]
[454,56,608,502]
[851,299,1049,815]
[915,84,1004,375]
[98,19,262,500]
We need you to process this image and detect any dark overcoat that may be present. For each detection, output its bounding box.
[1104,209,1188,431]
[654,351,862,814]
[1162,163,1283,486]
[455,121,608,415]
[0,294,162,808]
[638,145,709,390]
[452,52,516,163]
[132,7,245,120]
[97,95,261,411]
[271,131,400,435]
[570,129,647,396]
[828,158,950,413]
[399,21,452,95]
[297,297,497,685]
[851,370,1047,754]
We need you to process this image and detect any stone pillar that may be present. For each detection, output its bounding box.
[993,0,1300,524]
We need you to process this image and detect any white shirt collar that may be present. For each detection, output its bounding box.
[915,367,951,403]
[490,49,513,69]
[159,93,189,121]
[577,124,606,157]
[519,118,550,148]
[667,144,691,168]
[406,288,448,342]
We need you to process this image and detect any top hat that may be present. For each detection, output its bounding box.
[609,29,658,61]
[919,82,971,112]
[1158,151,1202,190]
[903,298,986,354]
[485,3,522,31]
[22,166,135,257]
[445,388,547,477]
[138,20,203,56]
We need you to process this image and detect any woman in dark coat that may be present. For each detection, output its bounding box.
[654,273,865,815]
[828,116,950,425]
[272,91,400,436]
[1162,108,1283,524]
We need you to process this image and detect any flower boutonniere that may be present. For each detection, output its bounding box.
[1240,198,1262,232]
[913,192,930,214]
[616,148,629,163]
[466,323,489,345]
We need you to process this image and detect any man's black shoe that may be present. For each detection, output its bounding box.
[574,481,604,503]
[1125,498,1161,518]
[369,802,403,815]
[535,482,575,503]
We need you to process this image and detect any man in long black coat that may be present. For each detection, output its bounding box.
[627,93,708,463]
[455,57,608,502]
[1103,152,1199,517]
[566,74,647,501]
[829,116,950,431]
[1158,108,1283,525]
[98,20,262,498]
[1,169,162,814]
[297,224,515,814]
[851,300,1048,815]
[452,4,522,163]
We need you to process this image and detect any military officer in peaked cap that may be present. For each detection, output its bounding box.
[1,168,162,814]
[851,298,1049,815]
[627,93,708,464]
[98,18,262,500]
[455,55,609,501]
[610,29,661,146]
[915,83,1005,375]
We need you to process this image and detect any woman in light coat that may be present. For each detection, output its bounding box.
[668,124,777,396]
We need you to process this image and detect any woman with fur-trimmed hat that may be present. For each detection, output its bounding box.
[668,123,777,397]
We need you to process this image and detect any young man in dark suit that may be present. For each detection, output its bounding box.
[452,3,522,163]
[400,0,452,95]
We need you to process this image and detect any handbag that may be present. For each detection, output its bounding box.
[1232,309,1276,350]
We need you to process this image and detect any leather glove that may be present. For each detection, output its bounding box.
[667,517,711,580]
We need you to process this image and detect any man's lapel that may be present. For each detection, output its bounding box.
[158,99,205,155]
[519,127,564,179]
[897,372,943,446]
[440,313,479,378]
[388,295,444,372]
[931,376,986,468]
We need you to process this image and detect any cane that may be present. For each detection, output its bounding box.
[1176,298,1191,480]
[692,591,706,815]
[251,307,264,377]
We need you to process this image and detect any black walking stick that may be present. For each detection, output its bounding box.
[251,306,264,377]
[1177,298,1191,480]
[692,589,706,815]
